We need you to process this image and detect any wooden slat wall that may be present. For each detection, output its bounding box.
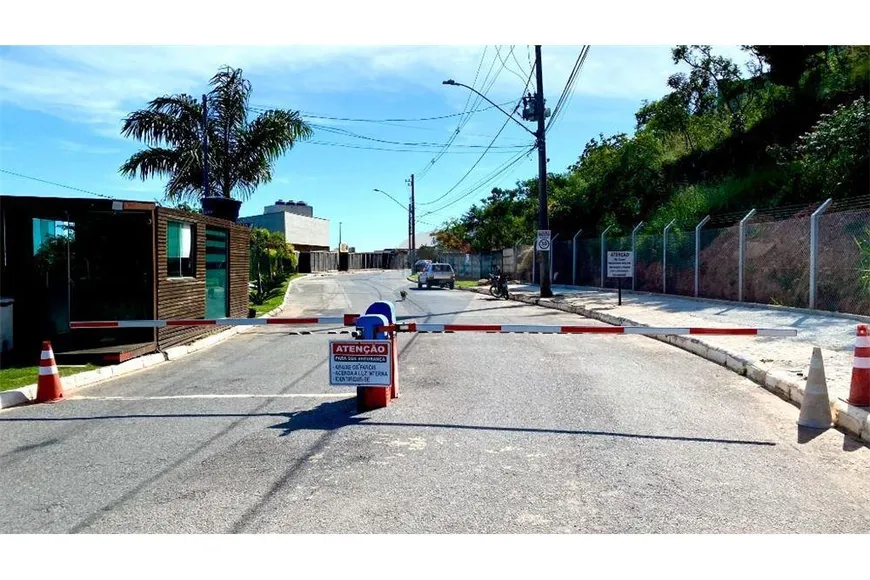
[155,207,251,349]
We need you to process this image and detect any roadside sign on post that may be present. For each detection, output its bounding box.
[607,251,634,278]
[329,340,392,387]
[536,230,551,252]
[607,251,634,306]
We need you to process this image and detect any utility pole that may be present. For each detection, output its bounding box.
[407,174,416,269]
[339,221,342,248]
[534,46,552,298]
[441,48,551,298]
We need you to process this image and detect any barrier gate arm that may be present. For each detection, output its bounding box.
[379,322,797,337]
[70,314,361,329]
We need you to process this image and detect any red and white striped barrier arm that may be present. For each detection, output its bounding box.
[71,314,360,329]
[380,323,797,337]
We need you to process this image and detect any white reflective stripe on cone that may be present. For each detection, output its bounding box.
[41,351,54,360]
[855,336,870,348]
[39,365,59,376]
[853,357,870,369]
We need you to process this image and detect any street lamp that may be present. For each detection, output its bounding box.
[441,80,535,137]
[442,51,553,298]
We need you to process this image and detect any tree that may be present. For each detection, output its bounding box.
[249,227,297,302]
[416,245,438,261]
[668,45,753,132]
[119,66,312,204]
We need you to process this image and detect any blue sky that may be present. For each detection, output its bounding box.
[0,45,751,251]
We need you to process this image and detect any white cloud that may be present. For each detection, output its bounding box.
[56,139,120,155]
[0,45,752,136]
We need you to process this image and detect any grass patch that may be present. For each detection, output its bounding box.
[0,364,99,392]
[455,280,478,289]
[250,273,303,316]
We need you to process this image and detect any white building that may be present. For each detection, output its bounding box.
[239,200,330,251]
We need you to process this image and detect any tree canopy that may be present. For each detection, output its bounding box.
[119,66,312,204]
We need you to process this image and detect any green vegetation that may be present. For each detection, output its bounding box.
[119,66,312,203]
[455,280,478,289]
[250,273,303,316]
[250,227,298,306]
[0,365,98,392]
[435,46,869,249]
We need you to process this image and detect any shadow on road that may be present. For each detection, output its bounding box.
[1,398,777,448]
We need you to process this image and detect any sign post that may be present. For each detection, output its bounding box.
[607,251,634,306]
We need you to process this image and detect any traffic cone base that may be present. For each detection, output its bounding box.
[797,347,832,429]
[847,324,870,407]
[35,341,64,403]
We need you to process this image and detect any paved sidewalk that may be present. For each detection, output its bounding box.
[469,283,870,442]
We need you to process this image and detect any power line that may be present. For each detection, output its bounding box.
[250,100,517,124]
[417,46,490,180]
[310,124,529,150]
[306,140,527,154]
[417,108,521,207]
[496,45,529,88]
[419,145,535,218]
[417,46,509,181]
[0,168,116,200]
[419,55,537,207]
[546,45,590,134]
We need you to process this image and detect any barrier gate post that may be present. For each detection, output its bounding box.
[354,313,392,411]
[364,301,399,399]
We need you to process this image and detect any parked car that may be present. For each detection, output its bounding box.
[419,263,455,289]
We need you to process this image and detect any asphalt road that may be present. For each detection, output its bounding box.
[1,270,868,533]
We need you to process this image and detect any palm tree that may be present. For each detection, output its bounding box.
[119,66,312,204]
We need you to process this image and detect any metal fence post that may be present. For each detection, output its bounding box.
[694,215,711,297]
[550,234,560,285]
[631,222,644,291]
[738,209,756,302]
[663,219,676,294]
[600,225,613,288]
[572,229,582,286]
[809,198,833,309]
[532,246,536,285]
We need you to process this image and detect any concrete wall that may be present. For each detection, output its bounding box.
[239,212,330,250]
[283,212,329,248]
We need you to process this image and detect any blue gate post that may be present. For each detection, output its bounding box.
[364,300,399,400]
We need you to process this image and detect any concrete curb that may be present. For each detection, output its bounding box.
[540,285,870,324]
[462,286,870,444]
[0,274,311,411]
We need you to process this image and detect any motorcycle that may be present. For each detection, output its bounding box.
[489,273,509,299]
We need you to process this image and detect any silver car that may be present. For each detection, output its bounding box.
[419,263,455,289]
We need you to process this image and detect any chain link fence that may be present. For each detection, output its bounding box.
[817,208,870,314]
[455,199,868,316]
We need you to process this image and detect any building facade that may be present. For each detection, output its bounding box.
[239,200,330,251]
[0,195,250,363]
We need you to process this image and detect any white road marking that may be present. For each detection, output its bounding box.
[69,393,353,401]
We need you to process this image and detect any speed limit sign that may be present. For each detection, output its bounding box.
[536,230,551,251]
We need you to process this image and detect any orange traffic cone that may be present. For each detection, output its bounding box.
[847,324,870,407]
[35,341,64,403]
